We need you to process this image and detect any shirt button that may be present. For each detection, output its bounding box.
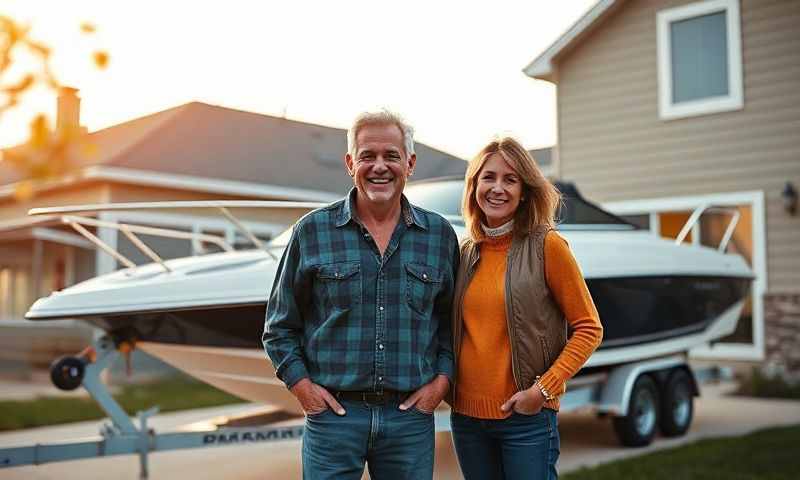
[334,272,339,278]
[378,344,384,350]
[378,376,383,382]
[379,306,384,311]
[422,273,428,280]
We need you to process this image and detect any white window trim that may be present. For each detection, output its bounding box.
[603,190,766,361]
[656,0,744,121]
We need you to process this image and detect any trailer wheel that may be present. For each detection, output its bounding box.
[50,356,85,391]
[612,374,659,447]
[659,369,694,437]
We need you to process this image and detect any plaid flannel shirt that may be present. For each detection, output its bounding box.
[263,188,459,392]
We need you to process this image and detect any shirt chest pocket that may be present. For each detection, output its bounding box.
[316,262,362,311]
[405,263,443,314]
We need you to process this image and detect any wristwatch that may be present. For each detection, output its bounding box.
[534,376,554,401]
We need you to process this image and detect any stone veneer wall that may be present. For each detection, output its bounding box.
[764,293,800,384]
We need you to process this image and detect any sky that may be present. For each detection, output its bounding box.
[1,0,596,160]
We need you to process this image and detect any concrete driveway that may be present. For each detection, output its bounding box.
[1,382,798,479]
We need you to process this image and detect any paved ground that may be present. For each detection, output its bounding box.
[1,382,799,479]
[0,377,98,401]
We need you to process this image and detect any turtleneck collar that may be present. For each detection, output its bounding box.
[481,219,514,238]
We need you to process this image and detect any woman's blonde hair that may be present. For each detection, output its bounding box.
[462,136,561,242]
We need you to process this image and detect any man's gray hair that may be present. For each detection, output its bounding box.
[347,109,415,158]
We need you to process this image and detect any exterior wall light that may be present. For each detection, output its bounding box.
[782,182,798,216]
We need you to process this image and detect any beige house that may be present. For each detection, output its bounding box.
[524,0,799,376]
[0,91,467,374]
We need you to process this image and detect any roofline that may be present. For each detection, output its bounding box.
[522,0,622,82]
[0,166,341,202]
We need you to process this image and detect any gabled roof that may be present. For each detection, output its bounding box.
[1,102,467,196]
[523,0,627,82]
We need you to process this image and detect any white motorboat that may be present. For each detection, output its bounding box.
[25,179,753,414]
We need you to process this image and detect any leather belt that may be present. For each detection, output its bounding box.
[331,389,410,404]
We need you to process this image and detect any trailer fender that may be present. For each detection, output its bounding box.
[596,355,692,416]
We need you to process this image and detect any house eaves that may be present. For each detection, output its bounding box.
[0,165,340,203]
[522,0,624,82]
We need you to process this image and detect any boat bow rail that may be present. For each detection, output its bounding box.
[28,200,325,274]
[675,204,741,252]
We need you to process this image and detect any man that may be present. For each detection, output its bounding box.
[263,110,459,479]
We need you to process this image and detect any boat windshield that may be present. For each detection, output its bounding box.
[404,179,639,231]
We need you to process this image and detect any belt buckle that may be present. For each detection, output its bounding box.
[362,390,385,405]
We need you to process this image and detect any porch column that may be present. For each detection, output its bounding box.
[31,238,43,299]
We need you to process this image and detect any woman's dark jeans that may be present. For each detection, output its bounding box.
[451,409,560,480]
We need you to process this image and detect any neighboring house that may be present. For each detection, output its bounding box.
[0,90,467,374]
[529,147,555,178]
[524,0,799,376]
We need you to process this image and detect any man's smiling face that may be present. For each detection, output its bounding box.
[346,123,416,209]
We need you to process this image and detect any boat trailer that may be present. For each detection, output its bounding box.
[0,335,304,479]
[0,335,729,476]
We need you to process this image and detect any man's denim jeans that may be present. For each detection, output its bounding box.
[302,398,435,480]
[451,409,560,480]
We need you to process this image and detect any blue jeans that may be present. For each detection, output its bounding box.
[302,398,435,480]
[451,409,560,480]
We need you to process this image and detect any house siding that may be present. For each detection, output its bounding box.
[555,0,800,293]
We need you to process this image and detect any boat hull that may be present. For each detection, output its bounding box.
[129,294,746,406]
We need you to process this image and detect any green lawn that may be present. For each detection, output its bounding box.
[0,377,245,431]
[563,424,800,480]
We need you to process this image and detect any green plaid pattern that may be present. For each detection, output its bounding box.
[263,188,459,392]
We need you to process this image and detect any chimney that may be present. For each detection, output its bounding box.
[56,87,81,136]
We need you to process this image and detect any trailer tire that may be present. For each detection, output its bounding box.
[612,374,659,447]
[659,369,694,437]
[50,356,85,391]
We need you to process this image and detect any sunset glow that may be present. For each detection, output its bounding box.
[1,0,595,159]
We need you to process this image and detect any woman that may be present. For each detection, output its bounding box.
[450,137,603,479]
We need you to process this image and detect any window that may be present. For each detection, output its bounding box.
[657,0,743,120]
[0,266,31,321]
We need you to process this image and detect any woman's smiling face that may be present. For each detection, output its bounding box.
[475,153,523,228]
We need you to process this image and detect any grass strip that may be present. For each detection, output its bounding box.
[735,368,800,399]
[563,424,800,480]
[0,377,244,431]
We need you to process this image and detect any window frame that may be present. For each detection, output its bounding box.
[656,0,744,121]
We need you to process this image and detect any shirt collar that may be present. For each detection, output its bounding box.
[335,187,427,231]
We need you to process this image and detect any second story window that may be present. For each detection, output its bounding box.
[657,0,743,120]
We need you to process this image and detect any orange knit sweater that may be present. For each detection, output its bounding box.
[454,231,602,419]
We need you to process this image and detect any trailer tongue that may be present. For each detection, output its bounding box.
[0,335,306,478]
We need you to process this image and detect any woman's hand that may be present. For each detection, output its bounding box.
[500,385,546,415]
